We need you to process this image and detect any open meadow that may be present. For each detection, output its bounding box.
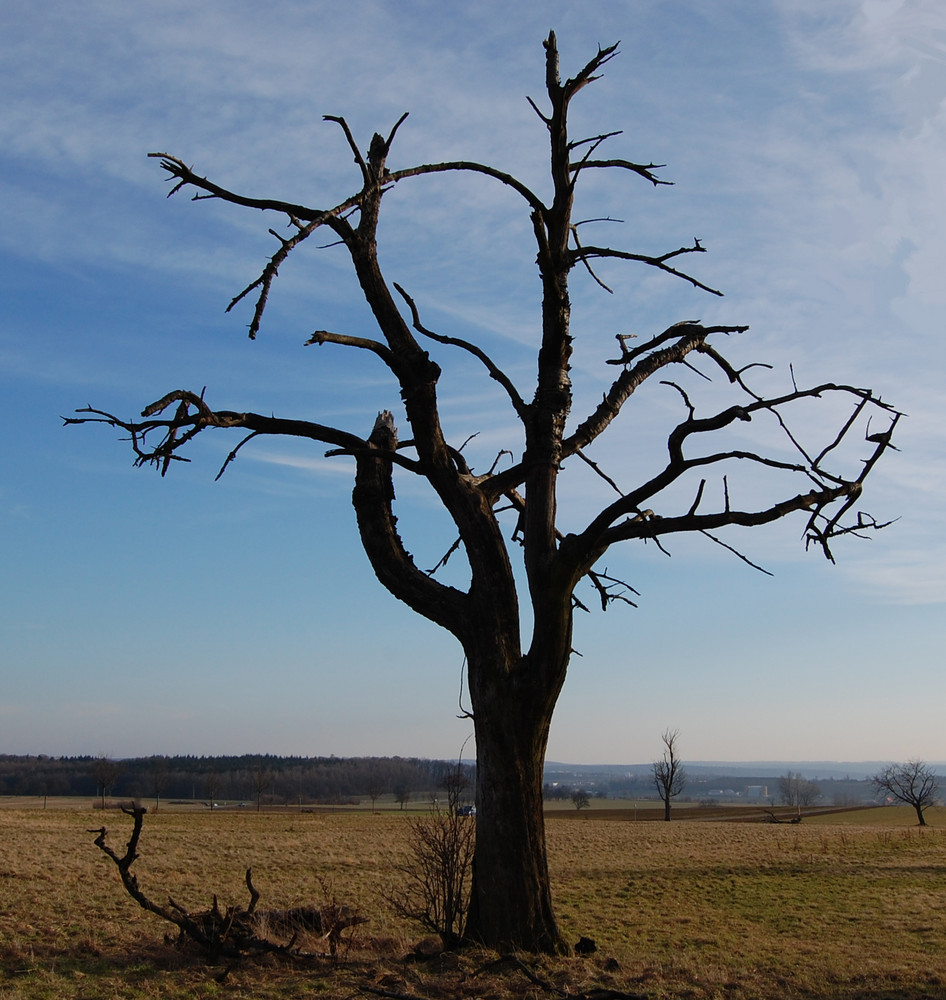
[1,802,945,999]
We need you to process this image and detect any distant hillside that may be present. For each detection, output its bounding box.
[542,760,944,806]
[545,760,944,781]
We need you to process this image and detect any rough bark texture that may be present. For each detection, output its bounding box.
[69,33,899,953]
[462,641,568,952]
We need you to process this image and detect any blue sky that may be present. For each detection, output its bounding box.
[2,0,943,765]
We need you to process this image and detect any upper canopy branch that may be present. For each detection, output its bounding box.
[386,161,546,213]
[304,328,396,365]
[63,390,426,479]
[149,152,357,226]
[571,240,722,296]
[563,322,748,458]
[572,156,671,186]
[558,380,898,581]
[549,31,620,105]
[393,283,529,421]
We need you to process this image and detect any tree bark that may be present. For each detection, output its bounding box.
[463,650,566,954]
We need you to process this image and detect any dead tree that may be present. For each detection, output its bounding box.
[68,33,899,953]
[652,729,686,822]
[90,804,365,958]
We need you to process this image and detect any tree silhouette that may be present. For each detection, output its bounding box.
[873,761,937,826]
[778,771,820,811]
[68,33,898,952]
[652,729,686,821]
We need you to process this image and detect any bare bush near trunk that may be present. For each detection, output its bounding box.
[388,775,475,947]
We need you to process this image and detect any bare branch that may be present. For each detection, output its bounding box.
[700,530,774,575]
[322,115,370,182]
[228,218,326,339]
[526,95,551,126]
[148,152,355,224]
[428,537,463,576]
[305,328,396,366]
[216,430,261,481]
[91,805,364,958]
[573,448,623,495]
[559,35,621,100]
[572,240,723,296]
[65,393,370,477]
[686,479,706,517]
[570,224,614,293]
[565,323,747,457]
[393,283,529,420]
[571,157,672,187]
[587,568,640,610]
[386,160,546,213]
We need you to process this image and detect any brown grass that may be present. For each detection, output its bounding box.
[1,804,945,999]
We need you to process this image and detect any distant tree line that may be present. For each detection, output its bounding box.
[545,772,883,807]
[0,754,472,807]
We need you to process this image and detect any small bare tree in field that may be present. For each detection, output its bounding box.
[92,756,121,811]
[778,771,820,812]
[68,32,899,952]
[571,789,590,811]
[873,760,938,826]
[149,755,170,812]
[393,783,412,811]
[251,763,273,813]
[652,729,686,821]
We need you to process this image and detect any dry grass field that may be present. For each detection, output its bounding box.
[1,803,945,999]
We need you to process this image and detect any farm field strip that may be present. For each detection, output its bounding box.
[1,807,944,999]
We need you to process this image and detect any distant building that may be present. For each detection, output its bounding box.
[745,785,768,800]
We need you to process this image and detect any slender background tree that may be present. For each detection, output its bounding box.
[69,33,898,952]
[652,729,687,822]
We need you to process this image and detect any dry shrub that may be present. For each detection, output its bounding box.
[386,800,475,947]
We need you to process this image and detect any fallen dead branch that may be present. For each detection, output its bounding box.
[89,803,366,959]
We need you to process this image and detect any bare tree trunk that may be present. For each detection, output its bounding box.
[463,646,567,954]
[465,704,563,953]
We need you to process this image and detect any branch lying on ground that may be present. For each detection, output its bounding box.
[89,804,365,959]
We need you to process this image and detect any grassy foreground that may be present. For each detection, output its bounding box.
[1,805,944,999]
